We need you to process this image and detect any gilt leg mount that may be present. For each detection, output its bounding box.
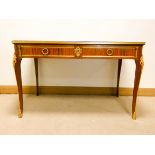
[13,54,17,68]
[132,111,136,120]
[18,109,23,118]
[140,56,144,70]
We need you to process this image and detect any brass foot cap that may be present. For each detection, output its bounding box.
[18,111,23,118]
[132,112,136,120]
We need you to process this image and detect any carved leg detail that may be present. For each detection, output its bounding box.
[116,59,122,97]
[13,54,23,118]
[34,58,39,96]
[13,54,17,68]
[132,56,144,120]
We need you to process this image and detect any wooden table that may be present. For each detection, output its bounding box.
[12,41,145,119]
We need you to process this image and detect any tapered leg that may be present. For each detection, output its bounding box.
[132,56,144,120]
[116,59,122,97]
[34,58,39,96]
[13,54,23,118]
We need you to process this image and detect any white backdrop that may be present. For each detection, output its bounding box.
[0,20,154,88]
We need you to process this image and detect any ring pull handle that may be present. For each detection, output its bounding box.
[106,49,113,56]
[74,46,82,57]
[42,48,49,55]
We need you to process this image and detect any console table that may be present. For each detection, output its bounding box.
[12,41,145,119]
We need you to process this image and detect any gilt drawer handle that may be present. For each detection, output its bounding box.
[106,49,113,56]
[74,46,82,57]
[42,48,49,55]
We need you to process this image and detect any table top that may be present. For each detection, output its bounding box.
[12,40,145,45]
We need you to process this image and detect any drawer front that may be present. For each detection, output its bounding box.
[19,45,137,59]
[20,45,75,58]
[79,46,137,58]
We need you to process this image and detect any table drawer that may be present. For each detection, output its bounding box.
[19,45,137,59]
[80,46,137,58]
[20,45,75,57]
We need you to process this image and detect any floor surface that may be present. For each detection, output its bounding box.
[0,94,155,134]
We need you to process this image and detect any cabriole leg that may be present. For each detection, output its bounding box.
[132,56,144,120]
[13,54,23,118]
